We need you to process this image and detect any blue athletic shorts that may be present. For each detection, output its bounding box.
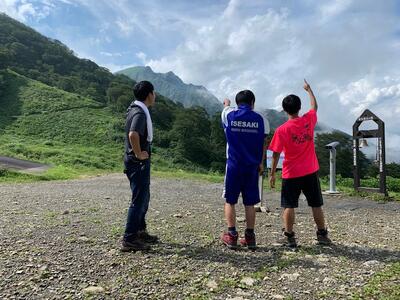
[223,163,260,206]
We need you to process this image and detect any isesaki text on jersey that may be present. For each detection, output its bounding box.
[221,104,269,167]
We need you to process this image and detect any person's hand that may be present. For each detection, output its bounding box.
[223,98,231,107]
[258,163,265,176]
[303,79,312,92]
[269,174,276,188]
[136,151,149,160]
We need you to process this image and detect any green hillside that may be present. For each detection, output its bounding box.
[0,69,227,181]
[0,70,123,178]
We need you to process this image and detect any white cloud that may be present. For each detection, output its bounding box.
[0,0,54,21]
[100,51,122,57]
[319,0,353,22]
[146,0,400,161]
[136,51,147,64]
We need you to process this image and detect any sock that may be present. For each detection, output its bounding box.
[317,228,328,236]
[284,231,295,238]
[245,228,254,235]
[228,226,237,235]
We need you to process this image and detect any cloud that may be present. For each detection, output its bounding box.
[146,0,400,161]
[318,0,353,22]
[100,51,122,57]
[136,51,147,64]
[0,0,54,21]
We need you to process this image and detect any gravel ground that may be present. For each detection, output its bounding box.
[0,174,399,299]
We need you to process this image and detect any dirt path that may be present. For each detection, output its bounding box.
[0,174,399,299]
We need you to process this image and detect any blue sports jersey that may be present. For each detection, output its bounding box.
[221,104,269,167]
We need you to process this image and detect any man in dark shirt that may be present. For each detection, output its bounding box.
[121,81,157,252]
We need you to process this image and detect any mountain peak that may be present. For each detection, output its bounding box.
[117,66,222,114]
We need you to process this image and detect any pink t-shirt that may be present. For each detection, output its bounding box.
[268,109,319,179]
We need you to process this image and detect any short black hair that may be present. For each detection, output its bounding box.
[282,94,301,115]
[235,90,255,106]
[133,81,154,102]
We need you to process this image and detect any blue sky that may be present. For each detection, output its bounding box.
[1,0,400,161]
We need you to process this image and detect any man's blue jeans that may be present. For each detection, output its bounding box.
[123,159,150,240]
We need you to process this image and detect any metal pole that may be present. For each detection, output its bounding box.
[329,148,337,192]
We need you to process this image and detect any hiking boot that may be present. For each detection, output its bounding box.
[276,230,297,248]
[316,229,332,246]
[121,237,151,252]
[221,231,238,250]
[240,232,257,250]
[138,230,159,244]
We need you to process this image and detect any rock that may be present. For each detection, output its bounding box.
[279,272,300,281]
[237,290,251,297]
[39,266,48,272]
[323,277,336,285]
[173,214,183,218]
[236,216,246,223]
[240,277,255,286]
[272,295,285,299]
[78,236,90,242]
[83,286,105,295]
[363,260,380,267]
[206,280,218,290]
[62,210,69,215]
[316,255,330,263]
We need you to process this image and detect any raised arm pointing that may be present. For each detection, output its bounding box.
[304,79,318,112]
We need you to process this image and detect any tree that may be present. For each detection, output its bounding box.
[0,71,5,96]
[170,107,212,167]
[387,162,400,178]
[209,112,226,172]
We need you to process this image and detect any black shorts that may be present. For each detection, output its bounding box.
[281,172,323,208]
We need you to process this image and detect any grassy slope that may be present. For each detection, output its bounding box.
[0,70,216,183]
[0,70,124,180]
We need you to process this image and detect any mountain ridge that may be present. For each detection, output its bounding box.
[116,66,223,115]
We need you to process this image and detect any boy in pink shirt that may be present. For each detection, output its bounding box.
[269,80,331,248]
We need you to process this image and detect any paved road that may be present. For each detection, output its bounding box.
[0,156,49,171]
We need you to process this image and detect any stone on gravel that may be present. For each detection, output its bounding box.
[240,277,255,286]
[279,273,300,281]
[83,286,105,295]
[363,260,380,267]
[236,216,246,223]
[272,295,285,299]
[206,280,218,290]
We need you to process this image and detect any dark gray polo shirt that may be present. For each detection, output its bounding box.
[124,103,150,163]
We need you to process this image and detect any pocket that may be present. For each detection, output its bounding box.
[125,162,143,179]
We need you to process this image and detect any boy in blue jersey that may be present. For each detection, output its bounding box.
[221,90,269,250]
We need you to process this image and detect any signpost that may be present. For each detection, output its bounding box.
[353,109,387,196]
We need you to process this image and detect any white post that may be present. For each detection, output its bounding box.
[324,141,340,194]
[329,148,337,192]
